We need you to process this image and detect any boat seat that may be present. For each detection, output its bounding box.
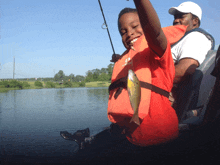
[175,46,219,129]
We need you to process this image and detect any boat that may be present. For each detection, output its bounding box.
[60,46,220,164]
[60,0,220,163]
[177,45,220,129]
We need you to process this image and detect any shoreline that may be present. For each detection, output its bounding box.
[0,81,111,93]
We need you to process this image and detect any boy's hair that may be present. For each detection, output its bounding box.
[118,8,137,34]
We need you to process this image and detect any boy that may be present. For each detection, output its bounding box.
[61,0,187,148]
[108,0,187,146]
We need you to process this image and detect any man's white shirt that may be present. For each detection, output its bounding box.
[171,31,212,65]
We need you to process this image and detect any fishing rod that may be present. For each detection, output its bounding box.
[98,0,115,54]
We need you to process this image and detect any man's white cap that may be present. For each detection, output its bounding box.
[169,1,202,21]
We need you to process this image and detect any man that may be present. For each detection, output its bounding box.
[168,2,215,119]
[169,1,213,84]
[113,2,214,84]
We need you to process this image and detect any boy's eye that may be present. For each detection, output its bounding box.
[120,30,127,35]
[132,24,139,28]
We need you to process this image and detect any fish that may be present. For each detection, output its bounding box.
[127,69,141,125]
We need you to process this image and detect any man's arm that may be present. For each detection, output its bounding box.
[174,58,199,84]
[133,0,167,57]
[173,32,212,84]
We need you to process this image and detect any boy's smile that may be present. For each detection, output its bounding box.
[118,12,143,49]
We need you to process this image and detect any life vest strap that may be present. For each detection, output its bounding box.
[109,76,170,99]
[139,81,169,98]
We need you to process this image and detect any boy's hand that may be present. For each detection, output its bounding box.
[110,54,121,63]
[110,119,140,138]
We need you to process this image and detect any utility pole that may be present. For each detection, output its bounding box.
[13,56,15,79]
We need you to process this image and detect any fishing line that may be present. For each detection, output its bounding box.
[98,0,115,54]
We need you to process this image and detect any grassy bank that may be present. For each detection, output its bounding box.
[0,80,111,93]
[85,81,110,87]
[0,88,18,93]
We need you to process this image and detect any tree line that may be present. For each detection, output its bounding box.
[0,63,114,90]
[6,63,114,83]
[53,63,114,82]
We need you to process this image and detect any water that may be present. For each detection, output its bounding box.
[0,87,111,159]
[2,87,220,164]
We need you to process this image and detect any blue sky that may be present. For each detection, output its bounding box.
[0,0,220,79]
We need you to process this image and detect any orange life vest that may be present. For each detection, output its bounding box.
[107,25,187,146]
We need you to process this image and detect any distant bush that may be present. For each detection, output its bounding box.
[22,81,30,88]
[34,81,43,87]
[63,81,72,87]
[11,80,23,89]
[78,81,85,87]
[45,81,55,88]
[97,82,105,86]
[1,81,10,88]
[71,82,79,87]
[56,82,61,86]
[0,80,23,89]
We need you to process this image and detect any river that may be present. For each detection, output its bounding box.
[1,87,220,164]
[0,87,111,162]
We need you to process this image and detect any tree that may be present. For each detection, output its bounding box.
[89,69,100,81]
[99,72,109,81]
[75,75,85,82]
[107,64,114,80]
[85,70,93,82]
[54,70,65,81]
[69,73,75,82]
[54,74,59,81]
[100,68,108,74]
[92,69,100,81]
[34,81,43,87]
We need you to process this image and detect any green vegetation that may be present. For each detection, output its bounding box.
[63,81,72,87]
[0,88,13,93]
[45,81,55,88]
[0,80,28,92]
[34,81,43,87]
[79,81,85,87]
[0,80,111,93]
[53,64,114,83]
[0,63,114,93]
[22,81,31,88]
[85,81,110,87]
[0,80,23,89]
[9,80,23,89]
[85,64,114,82]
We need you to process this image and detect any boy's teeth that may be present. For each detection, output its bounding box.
[131,38,138,44]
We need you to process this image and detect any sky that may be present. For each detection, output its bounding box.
[0,0,220,79]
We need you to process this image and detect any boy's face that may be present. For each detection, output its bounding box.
[119,12,143,49]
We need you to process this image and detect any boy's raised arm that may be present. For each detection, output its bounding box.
[133,0,167,57]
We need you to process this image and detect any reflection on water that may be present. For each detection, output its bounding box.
[56,89,66,105]
[87,87,108,100]
[0,87,111,157]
